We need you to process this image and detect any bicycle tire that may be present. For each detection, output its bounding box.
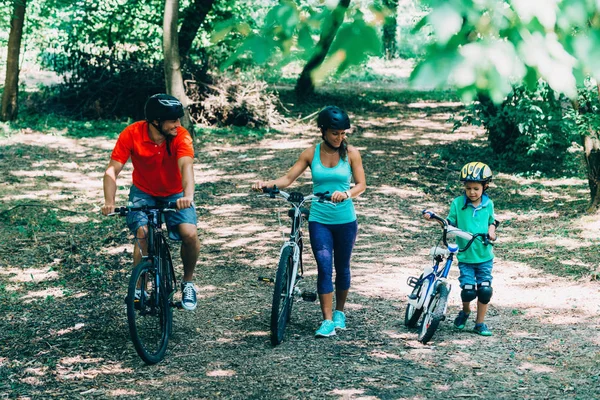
[126,261,171,364]
[404,274,424,328]
[270,245,295,346]
[418,283,449,344]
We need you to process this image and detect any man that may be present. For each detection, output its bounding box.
[101,94,200,310]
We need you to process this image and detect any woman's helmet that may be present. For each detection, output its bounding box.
[460,162,493,184]
[144,94,184,122]
[317,106,350,130]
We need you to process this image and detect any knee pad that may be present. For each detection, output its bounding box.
[477,281,493,304]
[461,284,477,302]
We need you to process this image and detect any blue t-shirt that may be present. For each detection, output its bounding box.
[309,144,356,224]
[447,194,495,263]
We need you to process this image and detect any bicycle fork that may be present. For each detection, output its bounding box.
[281,242,317,303]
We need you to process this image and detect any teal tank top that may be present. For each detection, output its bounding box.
[309,143,357,224]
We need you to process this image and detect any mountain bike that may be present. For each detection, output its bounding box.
[404,210,494,344]
[109,202,183,364]
[258,186,333,346]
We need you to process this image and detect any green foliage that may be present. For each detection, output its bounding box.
[219,1,384,81]
[411,0,600,102]
[453,82,581,175]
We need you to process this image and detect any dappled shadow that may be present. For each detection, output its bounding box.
[1,89,599,398]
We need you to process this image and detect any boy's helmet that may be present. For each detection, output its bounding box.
[460,162,493,184]
[317,106,350,130]
[144,94,184,122]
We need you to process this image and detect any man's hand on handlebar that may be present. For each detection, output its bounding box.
[252,181,270,192]
[176,196,193,210]
[102,203,115,216]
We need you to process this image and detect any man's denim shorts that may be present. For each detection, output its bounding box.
[126,185,197,241]
[458,259,493,287]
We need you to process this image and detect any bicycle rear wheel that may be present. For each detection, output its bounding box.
[126,260,171,364]
[418,283,449,344]
[270,245,295,346]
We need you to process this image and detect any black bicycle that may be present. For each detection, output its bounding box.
[258,186,333,346]
[110,202,182,364]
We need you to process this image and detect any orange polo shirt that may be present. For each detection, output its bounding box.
[111,121,194,197]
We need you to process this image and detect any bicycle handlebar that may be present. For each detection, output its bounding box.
[108,202,178,217]
[422,210,494,251]
[259,186,335,204]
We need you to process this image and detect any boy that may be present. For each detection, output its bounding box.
[427,162,498,336]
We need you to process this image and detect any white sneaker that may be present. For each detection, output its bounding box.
[181,282,197,311]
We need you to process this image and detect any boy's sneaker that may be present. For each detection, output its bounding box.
[473,322,492,336]
[315,320,336,338]
[181,282,197,311]
[454,311,470,329]
[332,310,346,330]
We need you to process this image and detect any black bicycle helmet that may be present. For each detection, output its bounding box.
[144,94,184,122]
[460,162,493,184]
[317,106,350,130]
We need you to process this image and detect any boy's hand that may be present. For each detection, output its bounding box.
[488,224,497,241]
[422,210,433,220]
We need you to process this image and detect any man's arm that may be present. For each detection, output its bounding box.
[177,156,195,210]
[102,159,125,215]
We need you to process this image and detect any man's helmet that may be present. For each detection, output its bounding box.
[317,106,350,130]
[144,94,184,122]
[460,162,493,183]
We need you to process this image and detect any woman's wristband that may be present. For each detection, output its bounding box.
[344,190,351,199]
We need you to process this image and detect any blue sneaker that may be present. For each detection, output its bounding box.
[315,320,336,338]
[454,311,470,329]
[181,282,197,311]
[473,322,493,336]
[332,310,346,330]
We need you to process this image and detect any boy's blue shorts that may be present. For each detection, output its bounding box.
[458,259,493,287]
[126,185,197,241]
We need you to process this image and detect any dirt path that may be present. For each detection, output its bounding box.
[1,93,599,399]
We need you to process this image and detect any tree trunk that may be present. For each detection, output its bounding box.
[382,0,398,60]
[1,0,27,122]
[581,84,600,213]
[295,0,351,101]
[163,0,194,134]
[179,0,215,61]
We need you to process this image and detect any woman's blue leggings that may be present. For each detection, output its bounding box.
[308,220,358,294]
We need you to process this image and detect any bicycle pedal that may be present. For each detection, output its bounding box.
[172,301,184,309]
[407,276,419,287]
[301,291,317,302]
[408,294,418,300]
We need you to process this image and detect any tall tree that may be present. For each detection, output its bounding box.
[179,0,215,61]
[382,0,398,60]
[295,0,351,101]
[163,0,193,134]
[1,0,27,122]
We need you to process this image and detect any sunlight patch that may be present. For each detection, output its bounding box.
[374,184,424,199]
[22,287,64,303]
[109,389,141,396]
[206,369,236,377]
[370,350,401,360]
[518,362,555,373]
[52,323,85,336]
[0,267,58,282]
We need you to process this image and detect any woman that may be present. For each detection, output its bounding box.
[252,106,366,338]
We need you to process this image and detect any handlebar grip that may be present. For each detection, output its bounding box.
[166,201,177,209]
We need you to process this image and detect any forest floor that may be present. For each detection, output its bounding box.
[0,89,599,399]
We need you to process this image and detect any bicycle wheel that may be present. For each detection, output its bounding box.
[417,283,449,344]
[126,260,171,364]
[270,245,295,346]
[404,275,424,328]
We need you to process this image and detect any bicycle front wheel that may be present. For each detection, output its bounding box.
[418,283,449,344]
[126,261,171,364]
[404,274,424,328]
[270,245,295,346]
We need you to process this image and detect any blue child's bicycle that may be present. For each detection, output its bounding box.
[404,210,493,344]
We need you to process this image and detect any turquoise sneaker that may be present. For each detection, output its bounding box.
[315,320,336,338]
[454,311,470,330]
[332,310,346,330]
[473,322,493,336]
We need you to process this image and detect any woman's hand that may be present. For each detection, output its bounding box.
[331,190,349,203]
